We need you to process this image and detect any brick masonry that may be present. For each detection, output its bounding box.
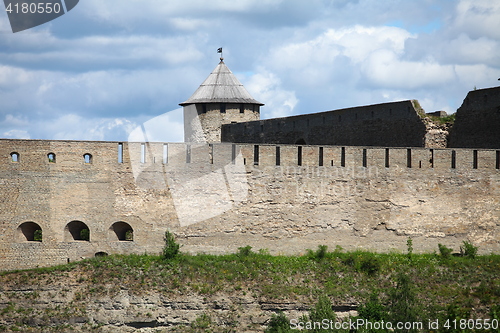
[1,139,499,270]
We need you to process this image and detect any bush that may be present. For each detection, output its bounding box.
[460,240,478,259]
[80,228,90,241]
[33,230,42,242]
[357,293,388,325]
[265,312,293,333]
[406,237,413,259]
[307,294,336,333]
[162,230,180,260]
[360,257,381,276]
[438,244,453,258]
[237,245,253,257]
[388,273,420,332]
[307,245,329,261]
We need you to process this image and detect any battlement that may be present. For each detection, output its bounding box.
[1,139,499,172]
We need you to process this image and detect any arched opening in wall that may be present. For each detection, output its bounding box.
[83,153,92,164]
[295,138,306,145]
[65,221,90,241]
[111,222,134,241]
[17,222,42,242]
[95,252,108,257]
[10,152,19,162]
[47,153,56,163]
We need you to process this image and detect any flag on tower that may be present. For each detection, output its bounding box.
[217,48,223,53]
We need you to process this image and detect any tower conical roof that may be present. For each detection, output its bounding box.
[179,60,264,106]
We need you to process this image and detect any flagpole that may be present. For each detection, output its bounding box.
[218,47,223,61]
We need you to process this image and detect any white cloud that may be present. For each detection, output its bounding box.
[362,49,456,90]
[2,130,30,139]
[452,0,500,39]
[243,70,298,119]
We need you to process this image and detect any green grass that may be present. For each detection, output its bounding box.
[0,246,499,332]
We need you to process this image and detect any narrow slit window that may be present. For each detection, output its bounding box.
[319,147,324,167]
[186,145,191,164]
[451,150,456,169]
[276,146,281,166]
[341,147,346,167]
[163,144,168,164]
[140,144,146,164]
[209,144,214,164]
[231,144,236,165]
[407,149,412,168]
[473,150,478,169]
[496,151,500,170]
[430,149,434,168]
[118,143,123,163]
[297,146,302,166]
[362,149,367,168]
[253,145,259,166]
[385,148,390,168]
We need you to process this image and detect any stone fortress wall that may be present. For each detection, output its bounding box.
[222,86,500,150]
[1,136,499,271]
[449,86,500,149]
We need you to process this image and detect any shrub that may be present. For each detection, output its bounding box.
[307,245,329,261]
[33,230,42,242]
[438,244,453,258]
[358,293,387,322]
[460,240,478,259]
[360,257,381,276]
[162,230,180,260]
[80,228,89,241]
[265,312,293,333]
[307,294,336,333]
[388,273,420,331]
[406,237,413,259]
[237,245,253,257]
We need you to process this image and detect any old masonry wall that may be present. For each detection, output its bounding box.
[0,139,499,270]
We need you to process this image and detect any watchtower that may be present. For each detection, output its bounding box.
[180,57,264,143]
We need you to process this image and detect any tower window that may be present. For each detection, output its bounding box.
[10,152,19,162]
[240,104,245,113]
[220,103,226,113]
[202,104,207,114]
[48,153,56,163]
[84,153,92,164]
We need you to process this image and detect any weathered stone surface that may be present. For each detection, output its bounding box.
[0,138,499,272]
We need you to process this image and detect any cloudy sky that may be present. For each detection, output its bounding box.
[0,0,499,142]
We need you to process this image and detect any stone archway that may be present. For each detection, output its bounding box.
[17,222,42,242]
[65,221,90,241]
[110,222,133,241]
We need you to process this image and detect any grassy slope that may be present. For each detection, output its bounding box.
[0,247,500,332]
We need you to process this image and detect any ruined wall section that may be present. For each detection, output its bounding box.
[448,86,500,149]
[0,139,499,271]
[221,100,429,147]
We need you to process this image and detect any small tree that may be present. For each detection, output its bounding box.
[265,312,293,333]
[163,230,180,260]
[307,294,336,333]
[33,229,42,242]
[80,228,90,241]
[388,273,420,332]
[460,240,478,259]
[438,244,453,258]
